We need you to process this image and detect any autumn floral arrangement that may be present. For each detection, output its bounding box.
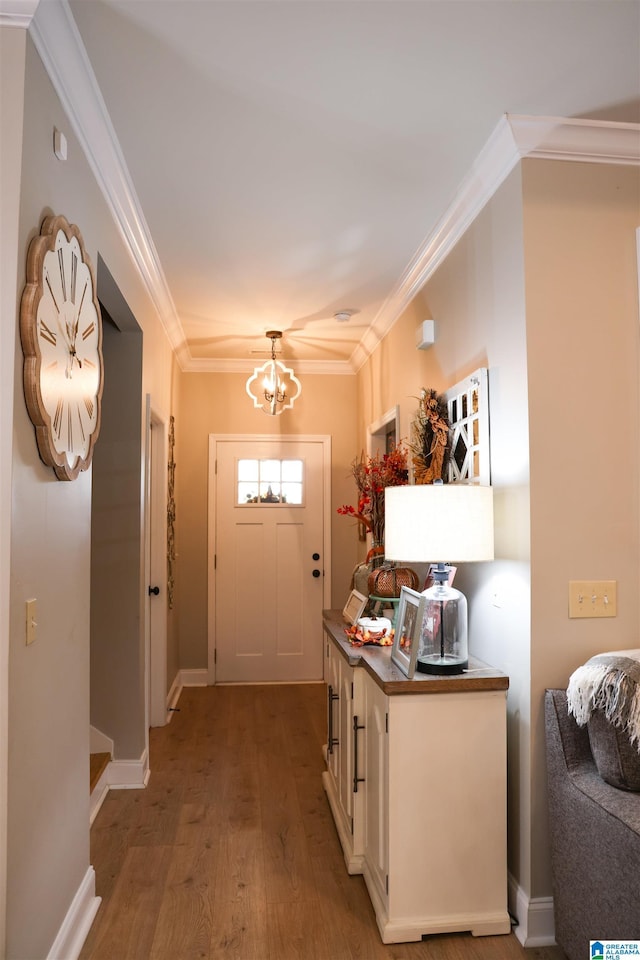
[337,446,409,555]
[344,621,394,647]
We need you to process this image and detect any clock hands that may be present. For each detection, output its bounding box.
[67,317,83,374]
[63,282,90,378]
[55,314,83,378]
[46,265,90,378]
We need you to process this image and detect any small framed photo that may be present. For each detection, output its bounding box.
[391,586,425,679]
[343,589,367,625]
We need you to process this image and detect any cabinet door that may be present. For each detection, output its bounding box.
[363,673,389,904]
[337,658,355,823]
[337,660,366,853]
[325,641,340,781]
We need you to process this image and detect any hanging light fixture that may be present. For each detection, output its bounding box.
[245,330,302,416]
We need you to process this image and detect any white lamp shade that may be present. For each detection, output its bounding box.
[384,484,494,563]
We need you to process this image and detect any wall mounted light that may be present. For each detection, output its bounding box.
[246,330,301,416]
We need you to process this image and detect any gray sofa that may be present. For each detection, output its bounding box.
[545,689,640,960]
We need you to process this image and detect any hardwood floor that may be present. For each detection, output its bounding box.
[81,684,565,960]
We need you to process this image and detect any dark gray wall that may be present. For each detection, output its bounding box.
[90,281,145,759]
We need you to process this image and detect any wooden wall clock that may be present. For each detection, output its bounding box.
[20,214,104,481]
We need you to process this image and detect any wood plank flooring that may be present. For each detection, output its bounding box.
[81,684,565,960]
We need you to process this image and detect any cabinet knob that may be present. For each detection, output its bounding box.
[312,569,321,578]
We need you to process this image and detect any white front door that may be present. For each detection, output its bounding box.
[210,435,330,683]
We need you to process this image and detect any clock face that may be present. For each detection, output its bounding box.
[20,215,103,480]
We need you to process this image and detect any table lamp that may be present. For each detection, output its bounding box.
[385,482,494,674]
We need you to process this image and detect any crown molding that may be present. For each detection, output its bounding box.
[28,0,190,368]
[506,113,640,164]
[24,7,640,378]
[350,113,640,372]
[0,0,39,29]
[183,356,353,376]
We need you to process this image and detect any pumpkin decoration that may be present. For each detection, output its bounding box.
[368,563,419,599]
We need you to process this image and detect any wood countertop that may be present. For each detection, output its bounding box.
[323,609,509,696]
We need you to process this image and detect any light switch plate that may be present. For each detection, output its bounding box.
[568,580,617,618]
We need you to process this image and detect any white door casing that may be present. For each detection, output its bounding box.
[208,434,331,684]
[144,399,168,728]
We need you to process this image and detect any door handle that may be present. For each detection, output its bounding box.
[148,585,160,596]
[327,684,339,755]
[312,552,320,561]
[353,714,365,793]
[312,569,321,578]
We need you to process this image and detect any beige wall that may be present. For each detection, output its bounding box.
[357,166,533,895]
[418,168,533,897]
[356,157,640,918]
[522,158,640,895]
[6,31,176,959]
[176,371,359,669]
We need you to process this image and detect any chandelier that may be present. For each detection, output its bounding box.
[245,331,302,416]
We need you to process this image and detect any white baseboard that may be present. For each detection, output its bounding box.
[108,748,150,790]
[89,764,111,826]
[90,748,150,825]
[166,672,182,720]
[165,669,208,723]
[508,873,556,947]
[179,668,208,686]
[47,866,101,960]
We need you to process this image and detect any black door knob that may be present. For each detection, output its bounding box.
[312,569,321,578]
[148,585,160,596]
[312,552,320,561]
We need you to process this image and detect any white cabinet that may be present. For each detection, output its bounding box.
[359,669,511,943]
[322,634,365,872]
[362,667,389,908]
[323,611,511,945]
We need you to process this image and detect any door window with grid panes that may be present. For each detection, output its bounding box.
[237,458,304,505]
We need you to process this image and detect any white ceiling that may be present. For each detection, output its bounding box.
[26,1,640,370]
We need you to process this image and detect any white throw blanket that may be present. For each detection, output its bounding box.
[566,648,640,750]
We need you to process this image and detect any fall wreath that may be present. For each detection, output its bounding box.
[410,388,451,484]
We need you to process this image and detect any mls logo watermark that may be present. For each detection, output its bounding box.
[591,942,640,959]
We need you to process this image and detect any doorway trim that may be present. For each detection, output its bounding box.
[207,434,332,685]
[367,405,399,457]
[144,399,168,727]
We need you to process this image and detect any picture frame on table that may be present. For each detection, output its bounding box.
[391,585,425,679]
[343,589,367,625]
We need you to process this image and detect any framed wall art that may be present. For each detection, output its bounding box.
[445,367,490,485]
